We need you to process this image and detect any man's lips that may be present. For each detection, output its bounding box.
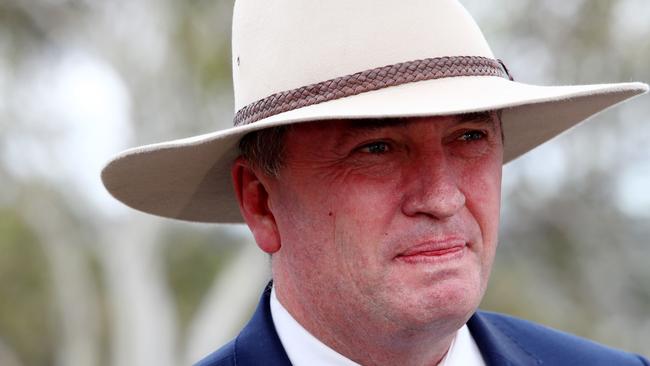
[395,238,467,261]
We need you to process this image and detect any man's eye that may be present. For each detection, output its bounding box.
[458,130,486,142]
[359,141,390,154]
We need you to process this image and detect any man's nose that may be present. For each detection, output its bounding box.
[400,155,466,220]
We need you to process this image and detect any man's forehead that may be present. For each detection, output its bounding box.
[332,111,497,135]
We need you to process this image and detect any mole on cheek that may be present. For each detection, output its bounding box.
[328,211,333,217]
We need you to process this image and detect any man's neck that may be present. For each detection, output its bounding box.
[273,278,462,366]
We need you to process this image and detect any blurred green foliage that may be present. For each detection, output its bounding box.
[163,228,238,331]
[0,210,54,366]
[175,1,233,89]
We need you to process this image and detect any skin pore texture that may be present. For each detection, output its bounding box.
[232,112,503,366]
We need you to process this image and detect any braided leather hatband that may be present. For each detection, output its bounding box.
[234,56,513,126]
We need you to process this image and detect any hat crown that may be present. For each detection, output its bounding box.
[232,0,495,111]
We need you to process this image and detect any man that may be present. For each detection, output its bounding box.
[102,0,648,365]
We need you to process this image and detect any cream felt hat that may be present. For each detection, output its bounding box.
[102,0,648,223]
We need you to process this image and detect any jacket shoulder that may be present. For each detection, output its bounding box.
[475,311,649,365]
[193,339,236,366]
[192,283,292,366]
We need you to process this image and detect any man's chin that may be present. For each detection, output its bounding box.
[380,278,482,330]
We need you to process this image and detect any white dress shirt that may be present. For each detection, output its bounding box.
[270,288,486,366]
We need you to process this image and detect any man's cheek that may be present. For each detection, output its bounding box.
[461,166,501,211]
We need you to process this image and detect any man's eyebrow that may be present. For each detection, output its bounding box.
[457,111,495,125]
[345,117,407,131]
[336,118,407,147]
[456,111,500,135]
[345,113,494,131]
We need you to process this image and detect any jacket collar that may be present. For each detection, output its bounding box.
[234,283,293,365]
[467,311,541,366]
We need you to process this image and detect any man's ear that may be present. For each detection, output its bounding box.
[232,157,281,254]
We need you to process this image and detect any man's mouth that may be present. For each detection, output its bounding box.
[395,238,467,263]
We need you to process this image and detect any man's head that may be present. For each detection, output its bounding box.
[233,111,503,333]
[100,0,646,226]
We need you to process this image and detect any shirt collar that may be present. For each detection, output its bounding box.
[270,287,485,366]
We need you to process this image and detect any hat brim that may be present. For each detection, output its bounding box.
[101,76,648,223]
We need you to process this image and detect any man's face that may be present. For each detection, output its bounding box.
[263,113,503,330]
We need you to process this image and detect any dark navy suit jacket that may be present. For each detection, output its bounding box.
[195,286,649,366]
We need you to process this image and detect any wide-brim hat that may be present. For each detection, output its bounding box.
[102,0,648,223]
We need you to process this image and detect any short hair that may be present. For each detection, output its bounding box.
[238,125,290,177]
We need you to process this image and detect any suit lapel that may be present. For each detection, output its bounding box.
[234,284,293,366]
[467,311,541,366]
